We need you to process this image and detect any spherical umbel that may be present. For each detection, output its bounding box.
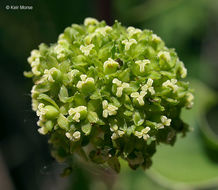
[25,17,194,172]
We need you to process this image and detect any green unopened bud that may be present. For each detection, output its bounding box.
[76,74,95,95]
[44,105,59,119]
[45,120,54,131]
[103,58,119,74]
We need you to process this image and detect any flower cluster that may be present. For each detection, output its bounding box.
[25,18,193,172]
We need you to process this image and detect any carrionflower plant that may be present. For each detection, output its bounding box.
[24,17,194,172]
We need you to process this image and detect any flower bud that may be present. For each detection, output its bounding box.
[44,105,59,119]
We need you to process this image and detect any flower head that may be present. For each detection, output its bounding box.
[25,17,193,173]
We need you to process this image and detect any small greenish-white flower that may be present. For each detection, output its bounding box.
[43,67,59,82]
[68,106,87,122]
[102,100,118,118]
[135,127,150,140]
[80,44,95,56]
[30,86,39,103]
[179,61,187,78]
[135,59,150,73]
[36,103,47,120]
[186,92,194,108]
[54,44,66,59]
[28,50,40,67]
[69,111,79,122]
[58,33,64,40]
[127,26,142,37]
[31,64,41,76]
[162,79,178,93]
[156,115,171,129]
[84,17,99,26]
[30,57,40,68]
[28,49,40,63]
[28,50,41,75]
[38,127,48,135]
[112,78,129,97]
[151,34,161,43]
[181,66,187,78]
[122,39,137,51]
[95,26,112,36]
[37,120,42,127]
[141,78,155,95]
[31,85,38,97]
[76,74,94,89]
[66,131,81,141]
[37,104,59,120]
[57,39,68,45]
[161,115,171,126]
[110,124,125,140]
[103,58,119,74]
[131,90,147,106]
[84,34,96,44]
[67,69,79,82]
[32,99,39,111]
[158,51,171,62]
